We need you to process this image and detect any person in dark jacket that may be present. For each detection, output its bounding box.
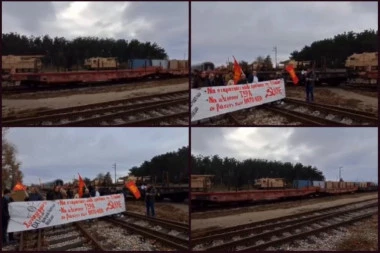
[66,187,74,199]
[215,73,224,86]
[82,188,91,198]
[47,185,63,200]
[145,185,157,217]
[24,187,43,201]
[193,71,209,88]
[248,71,259,83]
[208,73,217,86]
[237,73,248,84]
[2,189,15,245]
[305,68,316,102]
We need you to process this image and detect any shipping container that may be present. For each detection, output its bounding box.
[128,59,152,69]
[169,60,180,70]
[178,60,189,69]
[191,175,214,192]
[255,178,285,188]
[293,180,313,189]
[312,181,325,188]
[151,59,169,69]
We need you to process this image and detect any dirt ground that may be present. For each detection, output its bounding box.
[2,79,188,117]
[127,200,189,224]
[191,193,377,232]
[285,86,378,114]
[335,214,378,251]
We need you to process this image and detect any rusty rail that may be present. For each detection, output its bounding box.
[192,199,378,251]
[105,217,189,250]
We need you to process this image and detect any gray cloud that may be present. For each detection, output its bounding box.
[2,1,188,59]
[191,128,377,182]
[6,128,188,185]
[191,1,378,66]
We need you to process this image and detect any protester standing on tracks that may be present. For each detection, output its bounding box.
[83,188,91,198]
[95,187,100,197]
[66,187,74,199]
[145,185,157,217]
[24,186,43,201]
[47,185,63,200]
[73,189,80,198]
[193,71,209,88]
[237,73,248,84]
[305,68,316,102]
[2,189,15,245]
[248,70,259,83]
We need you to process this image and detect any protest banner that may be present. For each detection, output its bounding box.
[191,78,286,121]
[7,194,125,233]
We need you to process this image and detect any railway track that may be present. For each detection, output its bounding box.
[18,223,105,251]
[104,213,189,250]
[198,98,377,126]
[191,199,378,251]
[3,90,189,126]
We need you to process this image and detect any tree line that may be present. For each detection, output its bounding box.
[2,128,23,191]
[290,29,378,68]
[2,33,168,70]
[192,154,325,190]
[129,146,189,184]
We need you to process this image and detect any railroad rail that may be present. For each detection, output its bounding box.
[3,90,189,126]
[196,98,377,126]
[18,223,105,251]
[124,211,189,233]
[191,199,378,251]
[104,214,189,251]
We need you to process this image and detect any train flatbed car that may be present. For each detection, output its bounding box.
[191,187,319,205]
[7,67,188,86]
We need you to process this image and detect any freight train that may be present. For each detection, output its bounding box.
[2,55,189,87]
[191,176,378,208]
[2,55,189,73]
[191,62,215,72]
[193,52,378,87]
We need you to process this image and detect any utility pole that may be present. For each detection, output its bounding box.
[113,163,117,185]
[273,46,277,69]
[339,166,343,181]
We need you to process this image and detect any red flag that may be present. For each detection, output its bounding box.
[13,182,26,191]
[285,64,299,85]
[78,173,86,198]
[233,56,243,85]
[126,181,141,199]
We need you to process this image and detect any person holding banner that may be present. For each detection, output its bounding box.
[145,185,157,217]
[193,71,209,88]
[248,70,259,83]
[237,73,248,84]
[2,189,15,245]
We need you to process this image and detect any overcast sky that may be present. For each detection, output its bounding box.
[192,128,378,182]
[6,128,188,185]
[192,1,378,66]
[2,1,188,59]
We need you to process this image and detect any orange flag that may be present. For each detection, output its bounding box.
[285,64,299,85]
[78,173,86,198]
[233,56,243,85]
[13,182,26,191]
[126,181,141,199]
